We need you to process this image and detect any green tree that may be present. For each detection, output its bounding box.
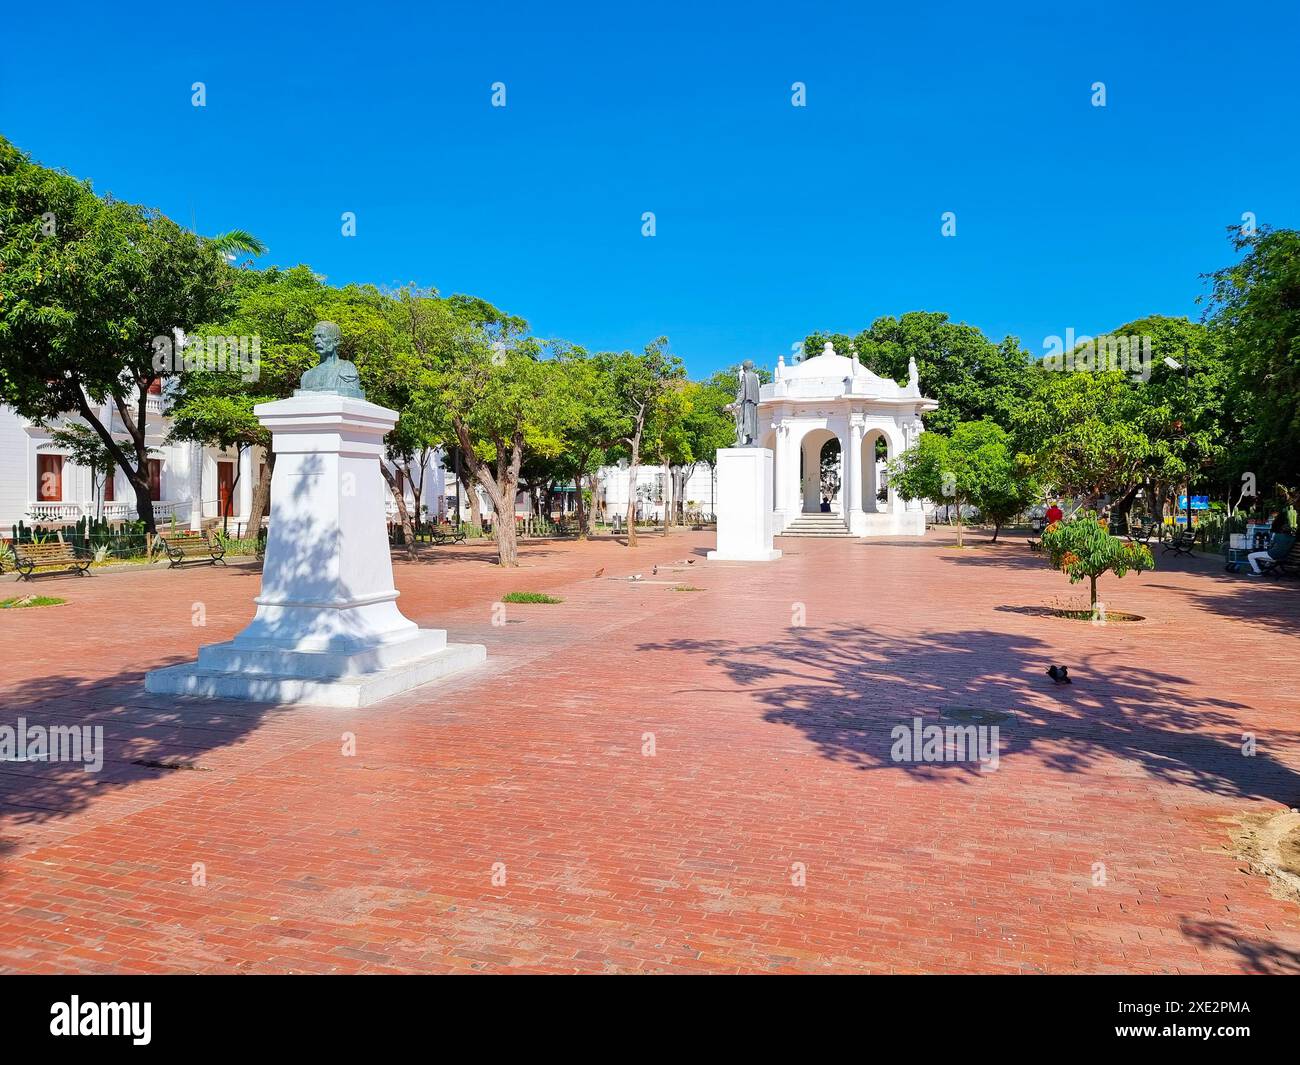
[808,312,1034,434]
[1040,510,1155,613]
[1014,316,1230,521]
[607,338,685,546]
[554,349,619,536]
[889,420,1027,547]
[1203,225,1300,497]
[427,297,575,565]
[0,136,234,533]
[169,264,331,537]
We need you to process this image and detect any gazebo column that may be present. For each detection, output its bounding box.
[785,433,802,515]
[771,426,785,517]
[847,421,863,518]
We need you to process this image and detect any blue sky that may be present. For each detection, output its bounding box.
[3,0,1297,376]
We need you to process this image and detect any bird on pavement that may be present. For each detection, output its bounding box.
[594,567,604,578]
[1046,665,1072,685]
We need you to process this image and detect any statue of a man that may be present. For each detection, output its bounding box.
[297,321,365,399]
[728,359,761,447]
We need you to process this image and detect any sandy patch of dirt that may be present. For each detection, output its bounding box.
[1227,808,1300,905]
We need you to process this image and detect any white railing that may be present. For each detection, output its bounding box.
[26,502,84,523]
[153,501,191,520]
[26,500,191,524]
[145,394,165,416]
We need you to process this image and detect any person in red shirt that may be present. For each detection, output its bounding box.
[1045,502,1064,525]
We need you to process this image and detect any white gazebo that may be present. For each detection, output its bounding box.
[760,343,938,537]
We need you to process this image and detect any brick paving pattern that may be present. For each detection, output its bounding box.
[1,531,1298,973]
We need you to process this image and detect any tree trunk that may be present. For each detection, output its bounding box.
[454,419,523,567]
[1090,574,1099,611]
[381,464,419,561]
[1111,483,1141,523]
[955,513,964,548]
[245,450,274,537]
[574,466,588,539]
[991,519,1001,543]
[626,437,642,547]
[73,387,157,533]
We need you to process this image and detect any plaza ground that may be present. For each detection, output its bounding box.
[1,531,1298,973]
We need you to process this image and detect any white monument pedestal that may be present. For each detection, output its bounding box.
[707,447,782,562]
[145,393,486,708]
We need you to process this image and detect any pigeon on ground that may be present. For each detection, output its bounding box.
[686,559,695,565]
[631,574,643,581]
[594,567,604,578]
[1046,665,1072,685]
[652,565,658,575]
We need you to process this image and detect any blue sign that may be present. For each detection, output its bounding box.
[1177,495,1209,511]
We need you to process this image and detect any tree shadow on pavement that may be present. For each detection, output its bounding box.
[638,626,1300,806]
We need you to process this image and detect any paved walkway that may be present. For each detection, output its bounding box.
[1,531,1298,973]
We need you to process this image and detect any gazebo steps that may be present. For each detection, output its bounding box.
[779,514,856,538]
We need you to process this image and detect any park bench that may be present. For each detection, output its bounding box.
[1126,521,1157,545]
[159,532,226,568]
[1260,540,1300,580]
[1161,529,1197,556]
[11,540,92,581]
[430,525,467,546]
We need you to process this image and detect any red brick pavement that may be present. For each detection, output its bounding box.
[1,531,1298,973]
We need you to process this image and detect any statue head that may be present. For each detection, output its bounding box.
[742,359,754,372]
[312,321,342,360]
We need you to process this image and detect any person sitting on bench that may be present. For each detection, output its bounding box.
[1247,513,1295,575]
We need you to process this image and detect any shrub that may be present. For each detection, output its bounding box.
[1040,510,1154,612]
[500,591,562,604]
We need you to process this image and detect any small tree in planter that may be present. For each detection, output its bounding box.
[1041,510,1154,616]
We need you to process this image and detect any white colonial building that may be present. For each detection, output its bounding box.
[0,385,446,536]
[761,343,937,537]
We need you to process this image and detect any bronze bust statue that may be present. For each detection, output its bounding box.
[297,321,365,399]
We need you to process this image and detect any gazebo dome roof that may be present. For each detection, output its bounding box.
[764,342,923,403]
[784,347,864,381]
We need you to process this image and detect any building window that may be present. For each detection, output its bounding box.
[148,459,162,502]
[37,454,64,501]
[103,471,115,503]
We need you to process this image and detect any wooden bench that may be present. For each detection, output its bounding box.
[1260,540,1300,579]
[430,525,467,546]
[11,541,92,580]
[159,532,225,568]
[1161,529,1197,556]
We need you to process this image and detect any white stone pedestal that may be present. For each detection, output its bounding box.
[145,393,485,708]
[707,447,782,562]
